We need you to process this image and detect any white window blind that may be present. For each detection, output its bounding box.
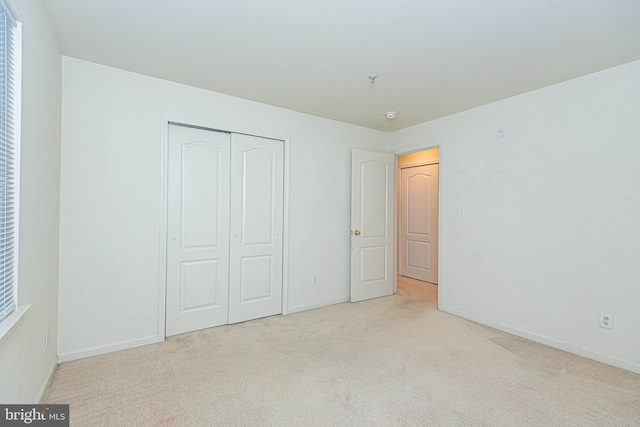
[0,2,18,323]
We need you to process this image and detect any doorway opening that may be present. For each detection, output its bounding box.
[397,148,439,292]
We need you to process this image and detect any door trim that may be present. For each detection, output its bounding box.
[157,116,291,341]
[393,141,444,309]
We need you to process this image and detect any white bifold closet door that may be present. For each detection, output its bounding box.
[166,124,283,337]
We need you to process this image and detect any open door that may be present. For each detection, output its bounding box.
[351,149,395,302]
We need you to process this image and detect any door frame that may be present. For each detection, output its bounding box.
[156,115,291,341]
[392,141,444,309]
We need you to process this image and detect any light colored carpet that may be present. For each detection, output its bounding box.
[42,277,640,426]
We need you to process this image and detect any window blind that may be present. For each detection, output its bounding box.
[0,3,17,322]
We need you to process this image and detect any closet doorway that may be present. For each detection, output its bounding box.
[398,148,439,284]
[165,123,284,337]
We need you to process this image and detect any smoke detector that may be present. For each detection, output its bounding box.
[385,111,397,120]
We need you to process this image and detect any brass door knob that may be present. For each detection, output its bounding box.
[354,230,361,236]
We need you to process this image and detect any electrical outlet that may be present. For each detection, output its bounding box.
[45,329,49,349]
[600,313,613,330]
[311,275,318,286]
[458,206,466,216]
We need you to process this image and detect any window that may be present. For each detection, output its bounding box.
[0,1,19,323]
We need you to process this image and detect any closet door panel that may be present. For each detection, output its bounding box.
[242,150,274,245]
[228,134,284,324]
[166,125,230,336]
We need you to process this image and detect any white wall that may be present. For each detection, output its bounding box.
[397,148,439,168]
[58,57,388,360]
[390,60,640,373]
[0,0,61,402]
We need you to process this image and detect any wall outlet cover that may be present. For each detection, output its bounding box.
[600,313,613,330]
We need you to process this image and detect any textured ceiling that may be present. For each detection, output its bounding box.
[42,0,640,131]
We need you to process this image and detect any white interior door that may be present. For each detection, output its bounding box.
[228,133,284,324]
[400,164,439,283]
[351,149,395,302]
[166,124,230,336]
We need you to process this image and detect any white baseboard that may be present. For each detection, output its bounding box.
[441,305,640,375]
[36,355,58,403]
[58,335,158,363]
[288,296,349,314]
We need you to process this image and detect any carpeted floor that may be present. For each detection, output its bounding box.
[42,277,640,426]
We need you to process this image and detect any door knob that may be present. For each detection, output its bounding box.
[354,230,361,236]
